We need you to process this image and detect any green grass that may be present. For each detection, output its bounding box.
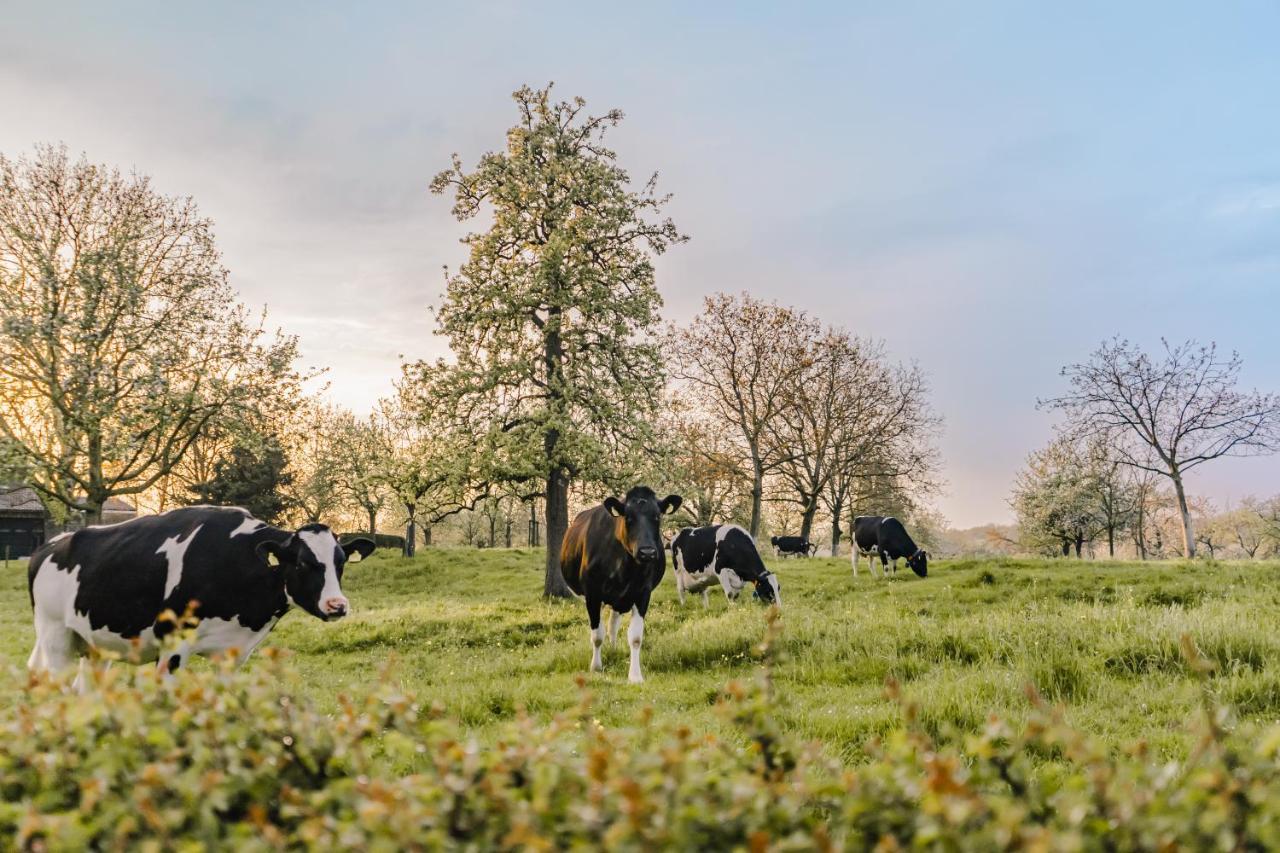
[4,549,1280,761]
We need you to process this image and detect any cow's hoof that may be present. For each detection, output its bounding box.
[628,673,644,684]
[590,662,603,673]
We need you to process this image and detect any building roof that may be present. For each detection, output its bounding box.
[0,485,46,514]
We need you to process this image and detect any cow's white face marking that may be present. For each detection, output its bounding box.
[763,573,782,607]
[297,528,348,616]
[230,517,267,538]
[157,524,203,599]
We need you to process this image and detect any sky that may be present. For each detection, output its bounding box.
[3,2,1279,527]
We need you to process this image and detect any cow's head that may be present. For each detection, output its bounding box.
[604,486,682,565]
[908,549,928,578]
[257,525,376,620]
[753,570,782,606]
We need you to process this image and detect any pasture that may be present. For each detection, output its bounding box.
[4,548,1277,760]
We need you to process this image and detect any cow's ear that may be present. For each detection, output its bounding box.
[256,538,293,568]
[604,497,626,518]
[343,537,376,562]
[659,494,683,515]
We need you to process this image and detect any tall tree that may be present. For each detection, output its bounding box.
[0,146,303,522]
[669,293,815,537]
[1043,338,1280,557]
[429,85,684,597]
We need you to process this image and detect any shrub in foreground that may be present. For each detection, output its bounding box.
[4,629,1280,849]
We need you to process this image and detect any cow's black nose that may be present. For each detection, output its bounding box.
[638,546,657,561]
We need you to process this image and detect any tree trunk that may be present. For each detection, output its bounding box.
[1061,539,1070,557]
[404,506,416,558]
[1171,471,1196,558]
[367,508,377,538]
[1107,525,1115,558]
[543,465,573,598]
[422,523,433,547]
[505,519,513,549]
[798,495,819,543]
[748,458,765,538]
[489,513,497,549]
[1074,534,1083,559]
[830,512,843,557]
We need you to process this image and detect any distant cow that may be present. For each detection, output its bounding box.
[560,486,682,684]
[852,515,928,578]
[671,525,781,608]
[770,535,816,557]
[27,506,375,678]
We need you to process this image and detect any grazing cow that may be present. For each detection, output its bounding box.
[852,515,927,578]
[560,486,681,684]
[770,535,816,557]
[27,506,375,677]
[670,525,781,608]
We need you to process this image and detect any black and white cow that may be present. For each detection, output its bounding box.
[27,506,375,677]
[671,525,781,608]
[770,535,816,557]
[852,515,927,578]
[560,486,681,684]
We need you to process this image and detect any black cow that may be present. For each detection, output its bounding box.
[27,506,375,679]
[670,525,781,608]
[852,515,927,578]
[560,486,681,684]
[770,535,816,557]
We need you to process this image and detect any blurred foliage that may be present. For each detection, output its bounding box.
[6,619,1280,849]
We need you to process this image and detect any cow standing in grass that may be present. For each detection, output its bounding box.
[852,515,928,578]
[671,525,781,608]
[560,486,681,684]
[27,506,375,679]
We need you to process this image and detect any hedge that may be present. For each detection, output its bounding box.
[4,624,1280,849]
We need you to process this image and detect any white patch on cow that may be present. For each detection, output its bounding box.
[764,573,782,607]
[48,531,72,544]
[718,567,744,600]
[192,616,279,664]
[298,528,348,615]
[30,557,84,671]
[627,606,645,683]
[157,524,203,599]
[230,516,267,538]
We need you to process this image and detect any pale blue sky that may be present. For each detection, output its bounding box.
[3,2,1279,525]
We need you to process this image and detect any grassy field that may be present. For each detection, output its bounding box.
[3,548,1279,761]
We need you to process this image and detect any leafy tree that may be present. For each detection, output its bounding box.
[660,397,750,528]
[428,85,684,597]
[328,411,393,538]
[0,145,304,523]
[379,366,488,555]
[1044,338,1280,557]
[1011,437,1106,557]
[187,436,291,523]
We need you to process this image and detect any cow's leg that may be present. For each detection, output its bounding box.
[627,602,648,684]
[29,618,77,674]
[675,572,687,605]
[608,609,622,647]
[875,551,887,578]
[586,598,604,673]
[701,588,709,609]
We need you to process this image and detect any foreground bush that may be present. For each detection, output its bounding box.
[5,628,1280,850]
